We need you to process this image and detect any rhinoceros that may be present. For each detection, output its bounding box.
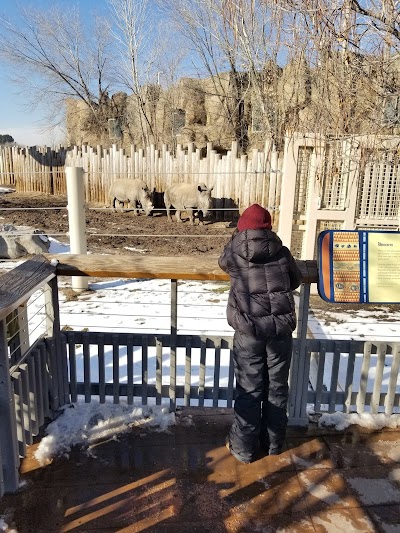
[108,179,153,216]
[164,182,214,225]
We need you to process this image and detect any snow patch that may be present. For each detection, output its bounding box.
[318,412,400,431]
[34,400,175,464]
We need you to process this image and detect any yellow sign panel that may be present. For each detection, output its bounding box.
[368,233,400,303]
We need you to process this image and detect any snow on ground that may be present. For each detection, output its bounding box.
[0,186,15,194]
[1,238,400,462]
[34,400,175,465]
[318,412,400,431]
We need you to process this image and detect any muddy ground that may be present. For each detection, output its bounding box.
[0,191,235,256]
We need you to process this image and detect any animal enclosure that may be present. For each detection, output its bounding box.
[1,133,400,258]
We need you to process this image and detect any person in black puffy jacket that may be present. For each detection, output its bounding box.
[219,203,302,463]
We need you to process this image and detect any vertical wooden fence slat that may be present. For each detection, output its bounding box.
[12,372,26,458]
[357,342,372,414]
[83,332,91,403]
[33,349,44,428]
[344,342,357,414]
[299,348,312,420]
[19,363,32,445]
[198,338,206,407]
[142,336,148,405]
[156,339,162,405]
[47,338,59,411]
[0,318,20,493]
[184,337,192,407]
[371,343,386,414]
[97,334,106,404]
[68,335,77,403]
[27,355,39,436]
[39,343,49,418]
[288,341,300,419]
[227,343,235,408]
[127,334,134,405]
[45,277,66,407]
[60,335,70,406]
[291,282,310,424]
[45,276,66,408]
[385,343,400,415]
[314,345,326,413]
[112,334,120,404]
[328,344,341,413]
[213,342,221,408]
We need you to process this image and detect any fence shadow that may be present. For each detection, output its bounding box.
[1,413,399,531]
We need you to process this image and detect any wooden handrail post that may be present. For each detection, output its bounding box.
[289,283,311,426]
[65,166,88,291]
[45,277,69,410]
[0,318,20,493]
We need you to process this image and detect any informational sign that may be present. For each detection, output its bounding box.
[318,230,400,303]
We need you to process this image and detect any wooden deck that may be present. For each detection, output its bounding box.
[1,409,399,532]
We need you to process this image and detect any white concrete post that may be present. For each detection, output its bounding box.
[277,135,299,249]
[344,140,360,229]
[302,151,319,260]
[65,166,88,291]
[268,145,278,210]
[303,141,325,260]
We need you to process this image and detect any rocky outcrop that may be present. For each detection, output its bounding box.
[0,224,50,259]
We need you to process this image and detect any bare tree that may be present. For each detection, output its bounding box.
[216,1,312,150]
[159,0,313,152]
[160,0,251,151]
[0,5,115,137]
[274,0,400,136]
[107,0,157,146]
[108,0,193,149]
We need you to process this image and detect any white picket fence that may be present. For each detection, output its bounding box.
[1,133,400,258]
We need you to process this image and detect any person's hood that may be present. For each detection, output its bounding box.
[231,229,283,263]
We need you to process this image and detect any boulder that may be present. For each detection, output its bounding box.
[0,224,50,259]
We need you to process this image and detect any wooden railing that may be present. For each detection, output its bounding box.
[1,254,399,496]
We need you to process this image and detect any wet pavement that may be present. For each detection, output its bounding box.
[1,407,400,532]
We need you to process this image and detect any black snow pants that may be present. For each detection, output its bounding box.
[229,332,293,462]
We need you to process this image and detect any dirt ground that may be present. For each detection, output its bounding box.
[0,191,235,256]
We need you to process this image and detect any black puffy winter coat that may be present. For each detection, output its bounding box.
[218,229,303,337]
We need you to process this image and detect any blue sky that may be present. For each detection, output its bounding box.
[0,0,110,146]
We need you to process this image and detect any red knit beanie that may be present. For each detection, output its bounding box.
[237,204,272,232]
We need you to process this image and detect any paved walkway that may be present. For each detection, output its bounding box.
[1,408,400,532]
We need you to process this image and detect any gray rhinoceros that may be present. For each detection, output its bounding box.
[164,182,214,225]
[108,179,153,215]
